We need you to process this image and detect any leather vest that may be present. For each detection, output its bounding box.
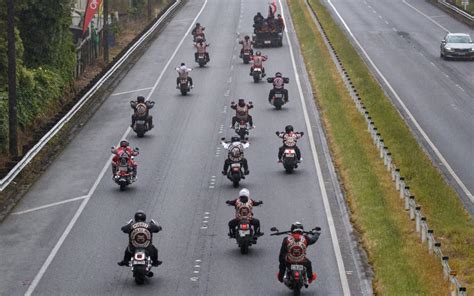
[130,222,152,248]
[285,235,308,263]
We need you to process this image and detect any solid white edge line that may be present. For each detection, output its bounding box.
[279,0,351,294]
[326,0,473,202]
[111,87,154,96]
[11,195,87,215]
[24,1,209,294]
[0,0,181,192]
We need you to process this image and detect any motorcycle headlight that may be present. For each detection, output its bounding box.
[444,46,452,51]
[470,47,474,52]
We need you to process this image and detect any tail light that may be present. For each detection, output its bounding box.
[240,224,249,230]
[294,271,300,280]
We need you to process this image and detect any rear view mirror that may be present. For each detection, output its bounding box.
[221,137,226,141]
[270,227,278,232]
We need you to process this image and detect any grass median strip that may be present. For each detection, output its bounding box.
[288,0,474,293]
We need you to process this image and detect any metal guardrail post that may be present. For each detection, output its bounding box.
[399,178,405,198]
[394,168,400,185]
[442,256,449,280]
[415,206,421,229]
[406,194,413,212]
[428,230,434,253]
[421,217,427,242]
[386,153,392,171]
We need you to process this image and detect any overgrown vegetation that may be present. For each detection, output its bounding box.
[288,0,474,293]
[0,0,75,154]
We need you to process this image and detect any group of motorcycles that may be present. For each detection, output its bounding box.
[109,15,319,295]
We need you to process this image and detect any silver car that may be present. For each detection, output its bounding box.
[440,33,474,60]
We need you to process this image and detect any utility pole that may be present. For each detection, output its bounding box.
[103,0,109,63]
[7,0,18,157]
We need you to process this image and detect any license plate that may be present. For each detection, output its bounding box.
[231,164,241,168]
[285,153,295,157]
[133,260,146,265]
[275,94,283,98]
[239,230,250,236]
[136,120,145,124]
[290,265,304,271]
[264,40,271,44]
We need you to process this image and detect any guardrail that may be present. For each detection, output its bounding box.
[0,0,181,192]
[305,0,468,294]
[439,0,474,21]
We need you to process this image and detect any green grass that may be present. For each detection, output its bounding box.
[288,0,474,294]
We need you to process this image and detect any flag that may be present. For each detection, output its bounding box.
[82,0,103,34]
[271,0,277,14]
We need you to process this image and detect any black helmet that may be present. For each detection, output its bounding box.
[231,136,241,143]
[134,210,146,222]
[275,72,282,77]
[285,125,294,133]
[256,51,261,56]
[291,221,304,233]
[120,139,129,148]
[196,22,200,26]
[181,62,185,66]
[244,35,250,39]
[137,96,145,103]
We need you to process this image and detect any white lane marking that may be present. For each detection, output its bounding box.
[11,195,87,215]
[279,0,351,294]
[24,1,210,295]
[384,20,389,25]
[392,27,397,32]
[326,0,473,201]
[402,0,449,33]
[111,87,153,96]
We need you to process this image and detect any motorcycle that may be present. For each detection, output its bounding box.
[270,226,322,295]
[221,137,250,188]
[242,49,252,64]
[131,101,154,137]
[197,52,209,67]
[267,77,290,110]
[129,248,154,285]
[282,147,298,173]
[232,217,256,254]
[178,77,191,96]
[270,90,287,110]
[112,148,139,190]
[233,120,250,140]
[251,66,263,83]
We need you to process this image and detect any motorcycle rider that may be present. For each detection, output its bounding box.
[276,125,303,162]
[176,62,193,89]
[250,51,267,77]
[194,39,210,62]
[253,12,264,31]
[117,210,163,267]
[226,188,264,238]
[130,96,154,129]
[111,139,139,179]
[222,136,250,176]
[268,72,289,103]
[231,99,254,128]
[277,14,285,32]
[277,222,319,283]
[191,22,205,41]
[239,35,254,58]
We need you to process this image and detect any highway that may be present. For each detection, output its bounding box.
[0,0,369,295]
[324,0,474,213]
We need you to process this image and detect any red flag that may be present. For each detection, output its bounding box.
[82,0,103,34]
[272,0,277,14]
